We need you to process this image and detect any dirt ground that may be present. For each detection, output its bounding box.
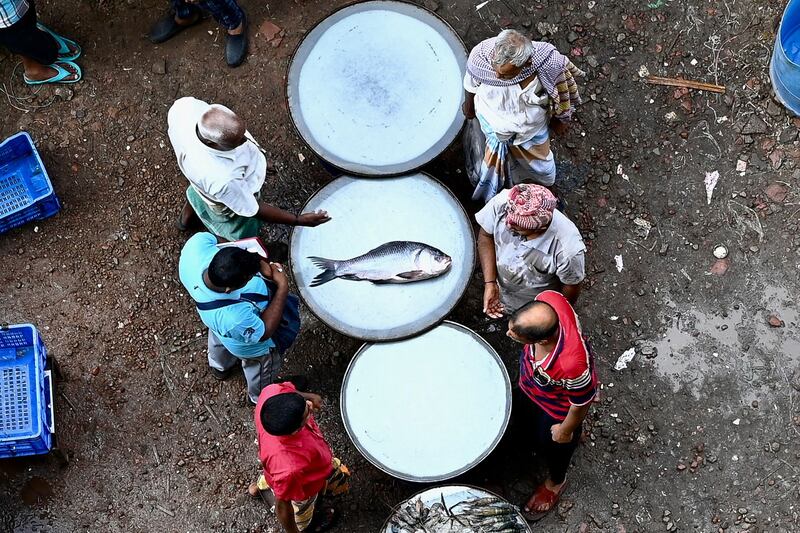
[1,0,799,531]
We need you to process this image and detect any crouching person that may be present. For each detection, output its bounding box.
[250,381,350,532]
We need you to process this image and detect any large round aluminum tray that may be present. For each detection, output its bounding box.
[382,485,531,532]
[289,174,474,341]
[341,322,512,482]
[286,0,467,176]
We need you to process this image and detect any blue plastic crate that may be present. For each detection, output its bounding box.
[0,324,54,458]
[0,132,61,234]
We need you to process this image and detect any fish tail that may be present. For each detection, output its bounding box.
[308,256,339,287]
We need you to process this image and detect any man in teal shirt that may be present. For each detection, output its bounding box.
[179,232,289,404]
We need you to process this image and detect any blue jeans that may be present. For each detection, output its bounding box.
[171,0,244,30]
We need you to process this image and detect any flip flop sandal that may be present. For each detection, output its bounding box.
[37,23,81,61]
[23,61,82,85]
[521,481,568,522]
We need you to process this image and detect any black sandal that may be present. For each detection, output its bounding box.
[149,12,202,44]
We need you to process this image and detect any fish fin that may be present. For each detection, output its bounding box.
[396,270,425,280]
[307,256,338,287]
[369,279,396,285]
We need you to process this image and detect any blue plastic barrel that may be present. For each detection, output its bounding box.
[771,0,800,115]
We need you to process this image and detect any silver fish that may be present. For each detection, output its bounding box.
[308,241,452,287]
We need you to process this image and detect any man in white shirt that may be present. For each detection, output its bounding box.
[167,97,329,241]
[462,29,583,203]
[476,184,586,317]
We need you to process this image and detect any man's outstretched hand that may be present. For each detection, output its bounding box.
[297,210,331,227]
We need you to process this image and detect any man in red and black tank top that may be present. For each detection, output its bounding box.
[507,290,598,519]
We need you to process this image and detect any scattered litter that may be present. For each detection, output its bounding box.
[298,153,306,162]
[633,217,652,239]
[614,348,636,371]
[733,418,740,426]
[690,58,698,66]
[475,0,491,10]
[647,0,665,7]
[680,268,692,281]
[736,160,747,174]
[638,65,651,78]
[704,170,719,205]
[536,21,558,36]
[712,245,728,259]
[610,316,619,321]
[645,75,726,94]
[729,200,764,242]
[664,111,679,124]
[716,115,729,124]
[587,0,595,8]
[616,164,629,181]
[614,255,624,272]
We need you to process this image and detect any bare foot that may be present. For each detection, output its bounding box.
[524,478,566,513]
[24,61,79,82]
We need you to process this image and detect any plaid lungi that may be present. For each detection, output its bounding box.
[471,114,556,204]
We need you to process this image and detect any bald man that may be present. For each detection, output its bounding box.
[167,97,330,241]
[506,290,597,520]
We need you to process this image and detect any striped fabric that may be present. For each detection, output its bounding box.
[466,37,584,118]
[518,290,598,421]
[0,0,28,28]
[471,114,555,203]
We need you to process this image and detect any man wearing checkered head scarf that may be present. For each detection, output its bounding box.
[475,184,587,318]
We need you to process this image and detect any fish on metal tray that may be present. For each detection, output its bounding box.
[308,241,452,287]
[388,494,527,533]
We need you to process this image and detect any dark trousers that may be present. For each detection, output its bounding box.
[0,1,57,65]
[171,0,244,30]
[514,389,581,485]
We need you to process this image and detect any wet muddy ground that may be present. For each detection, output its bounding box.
[1,0,799,532]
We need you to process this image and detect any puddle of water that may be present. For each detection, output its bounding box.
[647,288,799,399]
[20,476,53,506]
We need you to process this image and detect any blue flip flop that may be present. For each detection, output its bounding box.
[24,60,82,85]
[36,23,81,61]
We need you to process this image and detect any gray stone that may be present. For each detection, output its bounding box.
[741,115,767,135]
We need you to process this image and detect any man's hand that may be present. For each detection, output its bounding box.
[483,283,505,319]
[304,393,323,411]
[259,259,274,278]
[550,119,570,136]
[264,262,288,286]
[297,210,331,227]
[550,423,573,444]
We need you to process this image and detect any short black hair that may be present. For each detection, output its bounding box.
[208,248,261,289]
[510,301,559,342]
[261,392,306,436]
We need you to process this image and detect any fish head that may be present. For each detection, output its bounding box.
[419,247,452,275]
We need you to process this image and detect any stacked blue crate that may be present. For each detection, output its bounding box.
[0,132,61,234]
[0,324,54,458]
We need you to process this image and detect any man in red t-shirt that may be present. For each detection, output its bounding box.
[249,382,350,532]
[507,290,598,520]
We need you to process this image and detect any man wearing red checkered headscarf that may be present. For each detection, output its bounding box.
[475,184,586,318]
